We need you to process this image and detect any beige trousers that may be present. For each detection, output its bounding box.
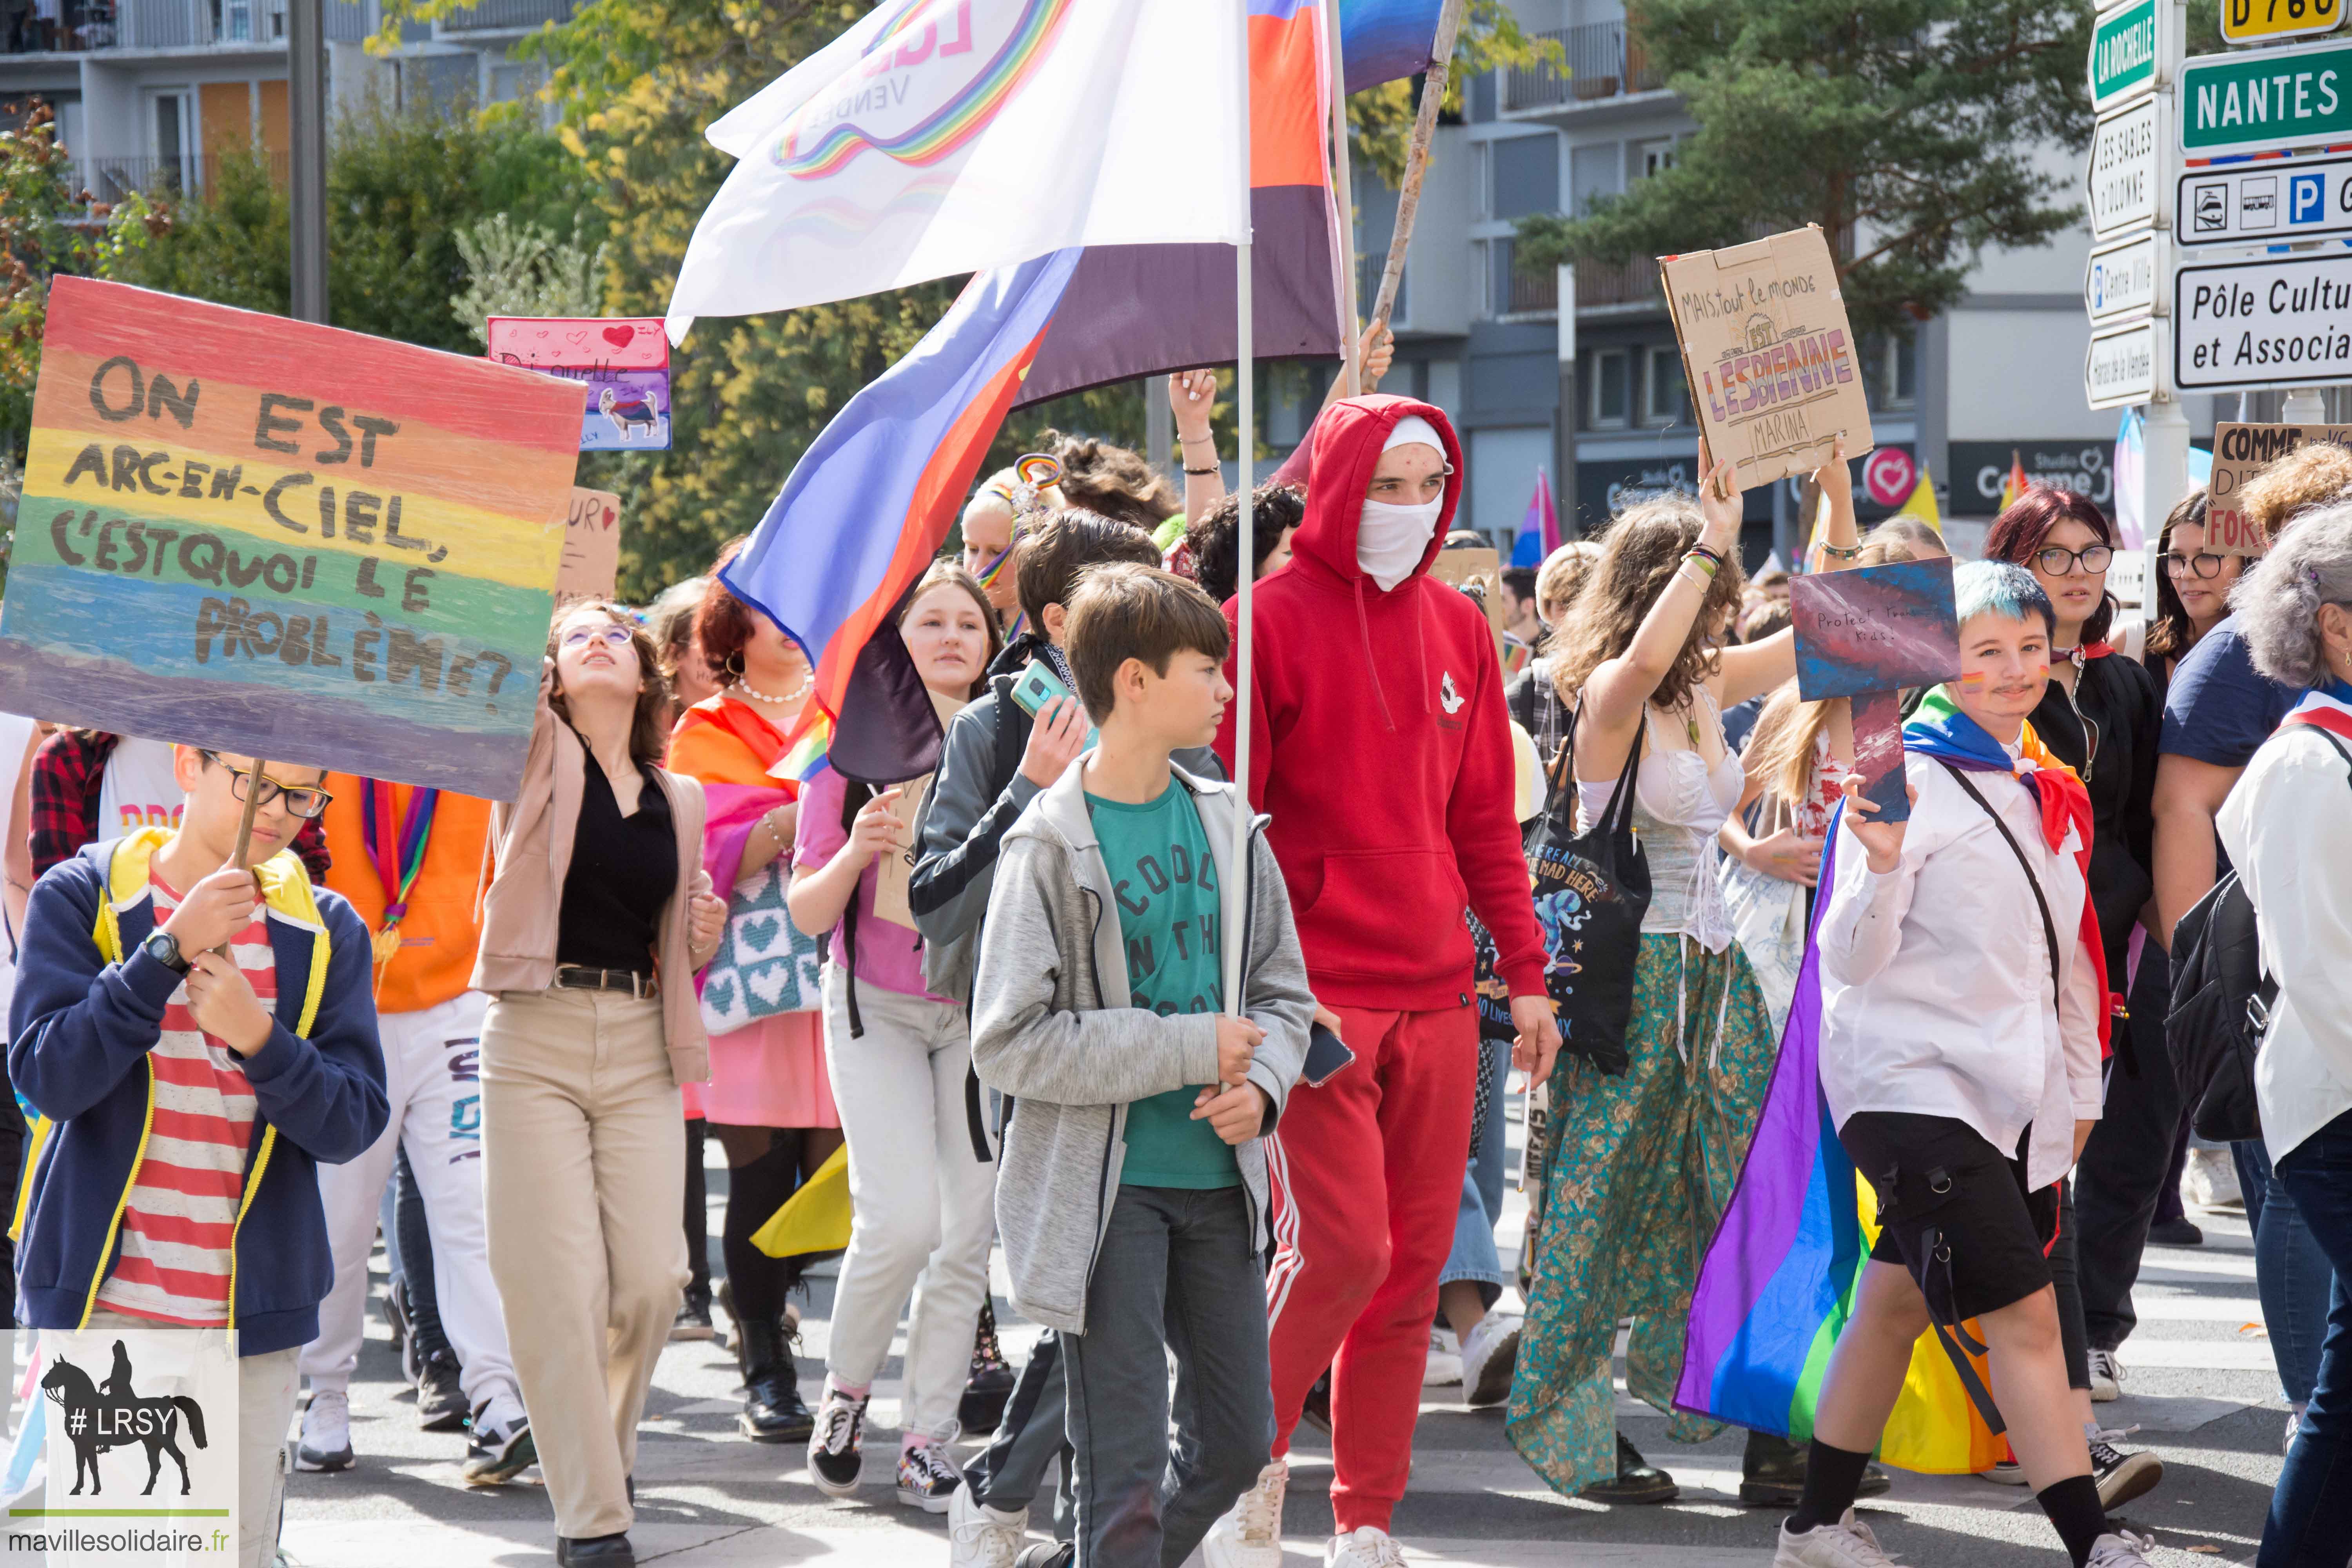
[81,1308,301,1568]
[480,986,686,1540]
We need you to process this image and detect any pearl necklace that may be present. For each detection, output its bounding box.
[733,670,813,707]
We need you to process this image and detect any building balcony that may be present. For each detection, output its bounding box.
[83,150,289,201]
[437,0,571,32]
[2,0,370,54]
[1573,256,1663,312]
[1500,21,1672,122]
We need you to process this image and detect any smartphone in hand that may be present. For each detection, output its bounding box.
[1010,659,1098,748]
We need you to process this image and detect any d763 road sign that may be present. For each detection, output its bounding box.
[2090,94,2168,237]
[2177,153,2352,247]
[2221,0,2344,47]
[2180,37,2352,157]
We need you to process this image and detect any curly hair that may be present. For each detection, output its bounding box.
[1985,486,2117,646]
[1187,483,1306,604]
[2239,440,2352,544]
[2232,500,2352,688]
[1547,494,1744,716]
[1044,429,1180,529]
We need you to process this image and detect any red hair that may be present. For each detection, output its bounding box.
[1984,486,2118,646]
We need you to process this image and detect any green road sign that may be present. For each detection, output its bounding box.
[2092,0,2163,113]
[2180,37,2352,156]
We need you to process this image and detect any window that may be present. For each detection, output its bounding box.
[1633,136,1677,181]
[1644,346,1688,426]
[1590,349,1630,428]
[1489,134,1560,221]
[1570,142,1621,216]
[148,91,192,194]
[1864,332,1918,410]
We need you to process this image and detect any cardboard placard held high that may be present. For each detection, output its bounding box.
[2207,422,2352,554]
[1661,225,1875,492]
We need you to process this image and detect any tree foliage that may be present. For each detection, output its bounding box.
[450,213,610,350]
[1512,0,2093,338]
[1350,0,1561,189]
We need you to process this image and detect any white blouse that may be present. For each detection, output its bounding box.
[2218,725,2352,1165]
[1816,750,2106,1192]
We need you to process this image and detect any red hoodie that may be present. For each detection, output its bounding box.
[1214,396,1547,1011]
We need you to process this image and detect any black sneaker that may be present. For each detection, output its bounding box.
[554,1534,633,1567]
[1013,1544,1074,1568]
[2090,1427,2163,1510]
[806,1384,869,1497]
[461,1403,537,1487]
[416,1348,469,1432]
[671,1292,716,1342]
[896,1439,962,1513]
[2146,1216,2204,1247]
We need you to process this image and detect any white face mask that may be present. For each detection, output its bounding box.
[1357,496,1443,591]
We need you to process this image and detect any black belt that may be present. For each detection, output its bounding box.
[553,965,658,999]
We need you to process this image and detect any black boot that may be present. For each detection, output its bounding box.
[960,1297,1017,1435]
[734,1312,815,1443]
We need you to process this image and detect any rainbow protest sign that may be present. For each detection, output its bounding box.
[0,278,581,800]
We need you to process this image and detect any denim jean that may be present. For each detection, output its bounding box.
[1439,1037,1512,1308]
[965,1330,1076,1541]
[1063,1184,1274,1568]
[2260,1109,2352,1568]
[2235,1139,2336,1406]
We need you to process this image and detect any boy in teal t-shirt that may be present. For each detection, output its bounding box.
[1086,783,1237,1188]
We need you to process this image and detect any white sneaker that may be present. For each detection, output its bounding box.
[294,1389,353,1472]
[1459,1312,1522,1407]
[2087,1347,2122,1402]
[1323,1526,1408,1568]
[2085,1530,2157,1568]
[2183,1146,2242,1210]
[947,1471,1025,1565]
[897,1439,962,1513]
[1423,1323,1462,1386]
[1200,1458,1286,1568]
[1773,1508,1896,1568]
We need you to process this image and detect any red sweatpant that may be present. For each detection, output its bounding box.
[1265,1002,1476,1533]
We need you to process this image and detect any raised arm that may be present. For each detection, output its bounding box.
[1171,371,1226,526]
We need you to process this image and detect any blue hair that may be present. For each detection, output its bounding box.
[1952,558,2054,637]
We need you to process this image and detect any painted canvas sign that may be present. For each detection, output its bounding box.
[557,487,622,605]
[1791,557,1960,824]
[0,277,581,800]
[1661,225,1876,493]
[485,316,671,451]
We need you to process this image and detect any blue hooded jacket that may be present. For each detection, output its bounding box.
[8,833,388,1355]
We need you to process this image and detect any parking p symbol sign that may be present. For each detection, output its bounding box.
[2293,173,2325,226]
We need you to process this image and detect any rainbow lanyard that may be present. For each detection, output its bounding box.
[362,778,438,959]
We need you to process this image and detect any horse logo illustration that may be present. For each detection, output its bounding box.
[42,1341,209,1497]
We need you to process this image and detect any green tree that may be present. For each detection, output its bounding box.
[1512,0,2093,339]
[450,212,610,349]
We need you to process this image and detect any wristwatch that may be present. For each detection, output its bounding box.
[142,929,191,976]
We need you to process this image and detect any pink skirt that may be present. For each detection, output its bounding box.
[699,1011,839,1129]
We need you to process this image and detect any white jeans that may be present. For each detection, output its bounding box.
[298,992,519,1419]
[820,965,997,1439]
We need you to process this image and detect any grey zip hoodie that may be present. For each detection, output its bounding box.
[969,757,1314,1334]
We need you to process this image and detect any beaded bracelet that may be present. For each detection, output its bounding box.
[1686,543,1726,567]
[1819,541,1863,561]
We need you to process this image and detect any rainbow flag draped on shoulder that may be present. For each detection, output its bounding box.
[1677,691,2106,1472]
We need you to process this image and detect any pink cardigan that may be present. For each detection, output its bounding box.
[472,682,715,1087]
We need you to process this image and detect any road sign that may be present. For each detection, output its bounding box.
[2180,38,2352,157]
[2092,0,2180,113]
[2221,0,2345,47]
[2087,318,2168,408]
[2174,249,2352,391]
[2087,232,2167,321]
[2175,152,2352,247]
[2090,95,2168,237]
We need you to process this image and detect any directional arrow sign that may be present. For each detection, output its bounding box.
[2087,317,2167,409]
[2087,232,2166,321]
[2090,95,2168,238]
[2175,250,2352,392]
[2180,38,2352,158]
[2092,0,2180,114]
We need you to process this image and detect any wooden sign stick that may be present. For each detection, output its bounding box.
[1369,0,1472,333]
[215,757,270,957]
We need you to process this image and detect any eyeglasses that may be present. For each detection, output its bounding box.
[2033,543,2113,576]
[2165,551,2228,579]
[561,624,635,650]
[199,752,334,818]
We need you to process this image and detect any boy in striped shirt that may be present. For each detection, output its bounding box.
[11,747,387,1568]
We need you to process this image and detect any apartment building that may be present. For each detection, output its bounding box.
[1358,0,2230,560]
[0,0,563,205]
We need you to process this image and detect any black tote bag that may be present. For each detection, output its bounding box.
[1524,705,1651,1076]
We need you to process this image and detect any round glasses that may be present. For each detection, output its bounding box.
[199,752,334,818]
[2033,543,2113,576]
[561,625,635,650]
[2165,551,2228,579]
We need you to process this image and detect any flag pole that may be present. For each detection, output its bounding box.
[1325,0,1360,395]
[1369,0,1470,331]
[1224,0,1255,1020]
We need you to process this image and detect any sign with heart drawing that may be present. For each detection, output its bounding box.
[485,316,672,453]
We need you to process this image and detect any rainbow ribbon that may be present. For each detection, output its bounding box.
[363,779,438,955]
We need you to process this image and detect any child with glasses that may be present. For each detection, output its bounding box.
[10,746,389,1568]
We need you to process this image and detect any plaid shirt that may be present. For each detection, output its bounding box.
[29,731,332,882]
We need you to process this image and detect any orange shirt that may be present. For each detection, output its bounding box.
[319,775,494,1016]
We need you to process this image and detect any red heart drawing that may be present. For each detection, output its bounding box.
[601,325,635,350]
[601,506,617,529]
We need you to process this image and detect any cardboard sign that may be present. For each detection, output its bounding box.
[2207,421,2352,553]
[557,487,622,604]
[0,278,580,800]
[1428,545,1508,635]
[486,316,671,452]
[1791,558,1960,824]
[1661,225,1875,493]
